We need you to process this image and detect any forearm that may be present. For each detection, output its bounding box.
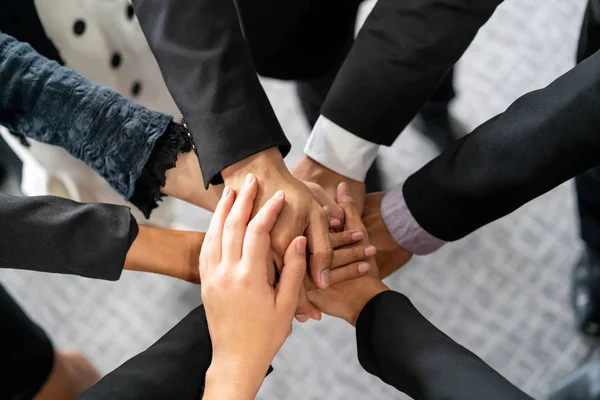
[124,225,203,283]
[0,33,172,201]
[403,48,600,242]
[321,0,502,144]
[356,291,530,400]
[132,0,290,187]
[0,192,136,280]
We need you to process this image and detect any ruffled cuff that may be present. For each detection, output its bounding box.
[129,122,192,218]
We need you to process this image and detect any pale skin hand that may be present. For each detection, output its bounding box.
[200,174,307,400]
[221,147,335,320]
[291,154,366,224]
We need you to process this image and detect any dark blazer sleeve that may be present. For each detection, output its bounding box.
[77,305,211,400]
[77,304,274,400]
[403,47,600,242]
[321,0,503,145]
[356,291,531,400]
[0,192,137,281]
[131,0,291,187]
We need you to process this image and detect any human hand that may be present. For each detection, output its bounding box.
[308,183,388,325]
[292,154,366,224]
[221,148,336,320]
[363,192,412,278]
[200,175,306,399]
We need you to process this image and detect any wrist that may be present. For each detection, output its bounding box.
[347,279,389,326]
[221,147,287,185]
[205,357,267,400]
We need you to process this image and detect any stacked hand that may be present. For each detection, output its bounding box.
[222,148,370,320]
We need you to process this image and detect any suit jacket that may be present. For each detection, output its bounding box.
[402,47,600,242]
[356,290,531,400]
[131,0,291,188]
[321,0,504,145]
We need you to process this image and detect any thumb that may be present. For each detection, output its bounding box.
[276,236,308,314]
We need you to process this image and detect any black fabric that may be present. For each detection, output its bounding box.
[0,0,64,64]
[78,304,274,400]
[356,291,531,400]
[404,49,600,241]
[575,0,600,252]
[130,122,191,219]
[0,283,54,400]
[131,0,291,188]
[0,192,138,280]
[321,0,502,146]
[78,305,211,400]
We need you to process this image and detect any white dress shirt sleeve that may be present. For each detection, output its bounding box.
[304,115,380,182]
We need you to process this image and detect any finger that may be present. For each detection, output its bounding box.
[336,182,363,231]
[222,173,258,263]
[201,186,235,274]
[306,182,345,224]
[306,206,334,289]
[331,244,376,268]
[243,190,286,279]
[329,261,371,286]
[276,236,308,315]
[330,230,364,249]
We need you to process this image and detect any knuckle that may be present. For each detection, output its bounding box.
[223,217,239,231]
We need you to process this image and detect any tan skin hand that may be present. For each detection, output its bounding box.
[308,183,390,326]
[291,154,366,223]
[221,148,336,321]
[362,192,413,278]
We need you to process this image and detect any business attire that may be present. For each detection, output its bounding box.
[75,288,528,400]
[572,0,600,335]
[356,290,531,399]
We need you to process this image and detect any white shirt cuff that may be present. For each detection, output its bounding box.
[304,116,380,182]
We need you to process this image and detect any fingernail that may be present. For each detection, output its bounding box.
[222,186,230,199]
[330,218,341,227]
[351,231,364,241]
[339,182,350,194]
[296,314,309,323]
[310,312,322,321]
[296,237,306,254]
[245,173,254,186]
[358,263,370,274]
[364,246,377,257]
[274,190,285,199]
[323,205,330,216]
[321,269,330,287]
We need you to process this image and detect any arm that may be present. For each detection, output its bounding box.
[356,290,531,400]
[0,192,203,282]
[131,0,290,187]
[298,0,503,188]
[77,305,213,400]
[376,46,600,256]
[0,33,220,217]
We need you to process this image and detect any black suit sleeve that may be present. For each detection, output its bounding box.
[321,0,503,145]
[0,193,137,280]
[403,48,600,241]
[77,304,274,400]
[77,305,211,400]
[356,291,531,400]
[131,0,291,187]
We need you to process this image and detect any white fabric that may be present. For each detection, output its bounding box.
[304,115,380,182]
